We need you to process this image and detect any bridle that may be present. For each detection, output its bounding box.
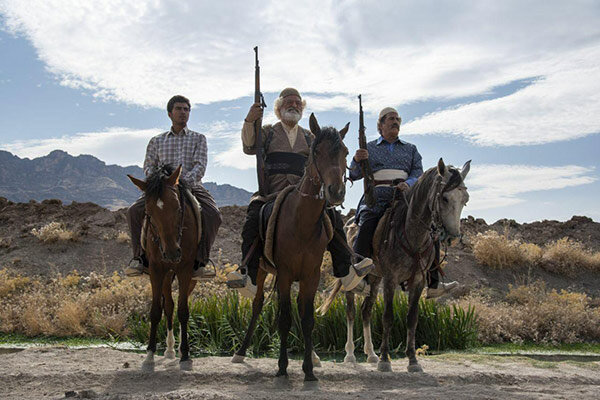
[145,184,186,258]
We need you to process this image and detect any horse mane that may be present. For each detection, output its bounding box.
[389,165,463,233]
[144,164,189,199]
[311,126,344,156]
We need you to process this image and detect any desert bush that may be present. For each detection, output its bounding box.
[472,230,525,268]
[30,221,77,243]
[116,231,130,243]
[454,282,600,344]
[0,268,31,297]
[542,237,600,275]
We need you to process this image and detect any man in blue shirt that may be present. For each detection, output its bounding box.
[350,107,458,298]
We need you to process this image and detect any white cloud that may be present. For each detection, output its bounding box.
[213,143,255,170]
[465,164,596,210]
[1,1,599,145]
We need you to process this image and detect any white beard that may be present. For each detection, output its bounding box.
[282,108,302,124]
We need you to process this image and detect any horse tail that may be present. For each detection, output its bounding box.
[317,279,342,316]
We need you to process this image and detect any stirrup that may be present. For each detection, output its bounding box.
[226,270,247,289]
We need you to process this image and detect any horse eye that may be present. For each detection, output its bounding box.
[442,195,449,203]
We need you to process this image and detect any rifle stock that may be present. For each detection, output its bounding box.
[358,95,376,208]
[254,46,268,196]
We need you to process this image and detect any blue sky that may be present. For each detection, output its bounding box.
[1,1,599,223]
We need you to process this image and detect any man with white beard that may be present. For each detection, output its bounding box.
[227,88,373,296]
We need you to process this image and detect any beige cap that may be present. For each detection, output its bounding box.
[378,107,399,121]
[279,87,301,99]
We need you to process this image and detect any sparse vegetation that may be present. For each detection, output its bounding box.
[115,231,130,243]
[472,230,600,275]
[453,282,600,345]
[30,221,78,243]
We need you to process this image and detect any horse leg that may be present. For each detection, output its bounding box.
[377,279,395,372]
[142,268,164,372]
[343,291,356,363]
[363,276,381,363]
[275,278,292,380]
[406,283,425,373]
[163,271,176,359]
[232,267,268,363]
[177,272,193,371]
[298,278,319,387]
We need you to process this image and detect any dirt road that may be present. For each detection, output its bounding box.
[1,347,599,399]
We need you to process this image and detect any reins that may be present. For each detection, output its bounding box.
[145,184,187,257]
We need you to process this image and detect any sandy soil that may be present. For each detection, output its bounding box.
[1,347,599,399]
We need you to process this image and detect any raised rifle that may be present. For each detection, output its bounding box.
[358,95,375,208]
[253,46,268,196]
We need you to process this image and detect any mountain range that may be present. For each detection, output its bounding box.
[0,150,252,209]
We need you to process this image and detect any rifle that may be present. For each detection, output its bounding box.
[358,95,376,208]
[253,46,268,196]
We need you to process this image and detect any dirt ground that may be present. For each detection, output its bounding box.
[1,347,599,399]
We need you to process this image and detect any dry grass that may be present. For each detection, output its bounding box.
[0,268,31,297]
[472,230,527,268]
[0,266,237,338]
[454,282,600,344]
[30,221,78,243]
[472,230,600,275]
[542,237,600,275]
[116,231,130,243]
[0,270,150,337]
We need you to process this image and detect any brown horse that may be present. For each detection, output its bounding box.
[128,164,199,372]
[319,159,470,373]
[232,113,349,388]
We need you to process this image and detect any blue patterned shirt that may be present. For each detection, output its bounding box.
[350,136,423,220]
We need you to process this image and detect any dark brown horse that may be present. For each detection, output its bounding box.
[232,113,349,389]
[319,159,470,373]
[128,164,199,372]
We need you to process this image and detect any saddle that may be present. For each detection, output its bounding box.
[140,188,203,251]
[259,186,333,275]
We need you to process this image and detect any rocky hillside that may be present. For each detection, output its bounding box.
[1,196,599,297]
[0,150,251,209]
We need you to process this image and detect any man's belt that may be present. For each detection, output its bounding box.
[265,152,307,177]
[374,178,405,187]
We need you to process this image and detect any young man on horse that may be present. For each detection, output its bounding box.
[227,88,374,296]
[124,95,222,280]
[351,107,458,298]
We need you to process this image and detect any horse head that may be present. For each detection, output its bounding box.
[128,164,185,263]
[434,158,470,239]
[308,113,350,206]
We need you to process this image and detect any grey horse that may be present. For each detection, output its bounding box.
[319,158,470,372]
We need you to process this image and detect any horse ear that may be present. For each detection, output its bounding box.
[339,122,350,140]
[461,160,471,180]
[437,158,446,176]
[128,174,147,192]
[166,165,182,186]
[309,113,321,136]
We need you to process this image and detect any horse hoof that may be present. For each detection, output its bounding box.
[164,350,176,360]
[141,361,154,373]
[344,354,356,364]
[302,380,320,391]
[407,363,423,373]
[377,361,392,372]
[274,375,291,389]
[367,355,379,364]
[179,359,193,371]
[231,354,245,363]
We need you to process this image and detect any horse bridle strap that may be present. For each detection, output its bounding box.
[145,185,186,254]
